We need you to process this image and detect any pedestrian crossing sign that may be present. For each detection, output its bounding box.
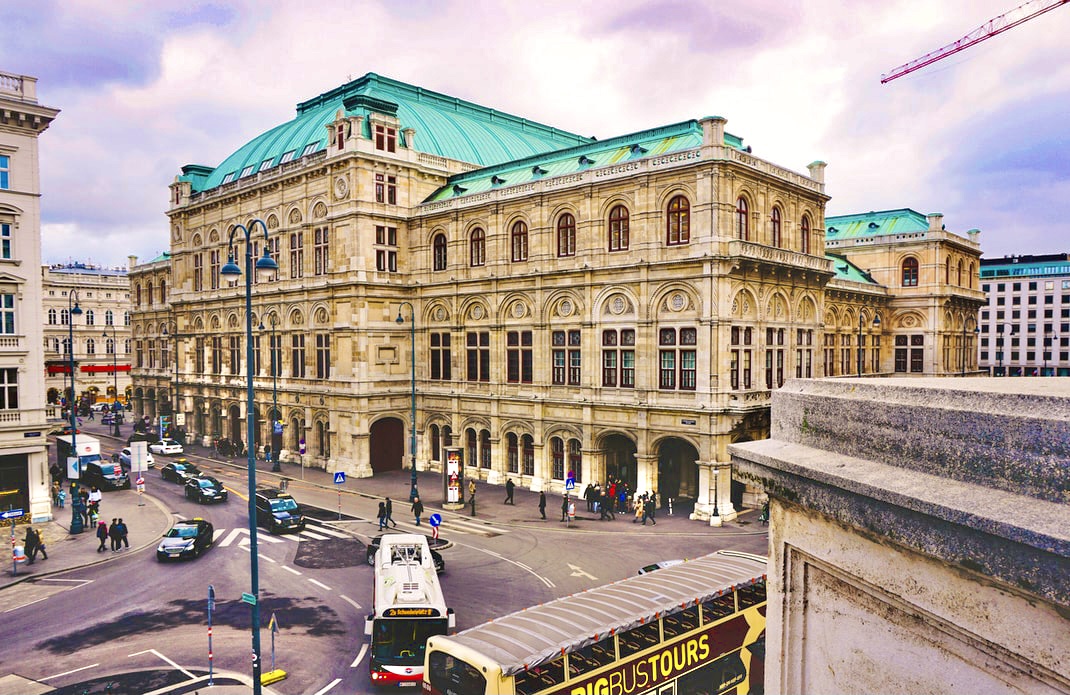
[333,472,346,484]
[565,478,575,491]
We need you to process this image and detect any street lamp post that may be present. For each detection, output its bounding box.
[221,219,278,695]
[258,313,280,472]
[67,291,83,533]
[395,302,417,502]
[857,312,881,376]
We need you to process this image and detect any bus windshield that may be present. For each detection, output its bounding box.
[374,617,448,666]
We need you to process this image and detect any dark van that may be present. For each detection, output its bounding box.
[82,460,131,491]
[254,487,305,534]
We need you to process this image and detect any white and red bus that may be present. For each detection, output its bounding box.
[366,533,455,687]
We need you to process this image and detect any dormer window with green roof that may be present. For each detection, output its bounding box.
[301,142,318,157]
[374,125,396,153]
[222,172,236,184]
[240,165,255,178]
[279,150,297,164]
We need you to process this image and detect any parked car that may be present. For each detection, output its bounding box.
[160,460,201,484]
[157,518,214,561]
[119,447,155,469]
[366,534,445,573]
[81,460,131,491]
[254,487,305,534]
[90,402,110,412]
[185,475,228,504]
[149,438,184,456]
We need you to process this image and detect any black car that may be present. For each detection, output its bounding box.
[156,518,214,561]
[160,460,201,484]
[81,460,131,491]
[185,475,228,504]
[254,488,305,534]
[366,535,446,573]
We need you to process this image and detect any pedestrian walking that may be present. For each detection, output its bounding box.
[118,518,130,548]
[24,527,44,564]
[560,495,569,522]
[385,497,397,528]
[108,518,122,551]
[583,483,593,512]
[643,494,656,525]
[411,496,424,526]
[469,491,477,517]
[377,502,388,531]
[88,486,103,515]
[96,521,109,552]
[648,490,657,519]
[633,495,645,523]
[468,479,476,504]
[538,490,546,519]
[504,478,515,505]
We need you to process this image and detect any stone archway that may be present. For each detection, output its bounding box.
[227,404,242,442]
[602,433,637,490]
[657,438,699,507]
[369,418,404,474]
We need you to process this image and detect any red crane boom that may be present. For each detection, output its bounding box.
[881,0,1069,83]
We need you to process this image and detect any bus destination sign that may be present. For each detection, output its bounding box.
[384,607,441,618]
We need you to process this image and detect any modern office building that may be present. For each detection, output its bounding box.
[979,253,1070,376]
[0,70,59,521]
[131,73,983,522]
[41,262,132,408]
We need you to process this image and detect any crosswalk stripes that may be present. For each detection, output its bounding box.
[212,513,503,548]
[214,519,355,547]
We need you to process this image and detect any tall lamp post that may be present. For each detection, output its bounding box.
[102,330,121,436]
[258,312,280,472]
[67,291,83,533]
[857,312,881,376]
[221,219,277,695]
[395,302,417,502]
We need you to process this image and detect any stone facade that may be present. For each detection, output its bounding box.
[730,378,1069,693]
[132,74,984,523]
[0,71,59,521]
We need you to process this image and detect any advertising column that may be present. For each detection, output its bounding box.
[442,447,464,510]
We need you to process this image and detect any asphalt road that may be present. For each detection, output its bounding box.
[0,435,768,694]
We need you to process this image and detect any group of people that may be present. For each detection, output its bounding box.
[579,480,659,524]
[95,518,130,552]
[23,526,47,564]
[377,498,399,531]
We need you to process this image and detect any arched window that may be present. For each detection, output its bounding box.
[609,205,629,251]
[160,279,166,303]
[957,260,963,286]
[86,338,96,355]
[507,432,519,473]
[666,195,690,246]
[48,308,57,325]
[902,257,919,287]
[480,430,491,469]
[511,221,528,262]
[60,308,69,325]
[801,215,811,254]
[569,439,582,482]
[124,311,131,326]
[522,434,535,476]
[85,310,95,326]
[433,233,447,271]
[557,213,576,257]
[945,257,951,284]
[105,309,114,326]
[551,437,565,479]
[736,197,749,240]
[466,428,477,468]
[147,282,154,305]
[430,424,441,462]
[968,262,975,288]
[106,338,115,354]
[469,227,485,267]
[135,284,142,306]
[316,420,329,457]
[771,207,782,248]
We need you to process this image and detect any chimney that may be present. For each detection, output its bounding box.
[128,255,138,271]
[807,161,827,184]
[967,228,980,244]
[699,116,727,148]
[403,127,415,150]
[927,213,944,232]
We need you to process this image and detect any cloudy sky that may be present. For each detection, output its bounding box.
[2,0,1068,268]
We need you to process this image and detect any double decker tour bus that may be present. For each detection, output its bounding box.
[423,550,766,695]
[367,533,455,687]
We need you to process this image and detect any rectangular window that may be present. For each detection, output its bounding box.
[314,227,329,276]
[551,330,582,386]
[465,332,489,382]
[316,333,330,380]
[240,165,255,178]
[270,334,282,377]
[0,368,17,409]
[229,336,241,375]
[432,332,452,381]
[375,225,398,273]
[0,155,9,190]
[552,331,567,385]
[0,294,14,334]
[211,337,222,374]
[291,334,306,378]
[148,339,157,369]
[195,338,205,373]
[730,326,753,389]
[375,174,398,204]
[301,142,317,157]
[507,331,533,384]
[375,125,397,152]
[209,250,220,290]
[601,329,635,387]
[568,330,581,386]
[253,335,261,375]
[193,253,203,291]
[279,150,296,164]
[910,334,924,373]
[290,232,304,279]
[1,223,10,259]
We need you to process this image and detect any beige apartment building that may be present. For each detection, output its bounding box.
[41,262,132,409]
[131,73,984,521]
[0,71,59,521]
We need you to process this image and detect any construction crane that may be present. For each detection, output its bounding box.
[881,0,1069,83]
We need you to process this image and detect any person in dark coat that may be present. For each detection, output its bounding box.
[411,497,424,525]
[469,491,477,517]
[538,490,546,519]
[504,478,515,505]
[108,518,122,551]
[118,518,130,548]
[560,495,569,522]
[96,521,109,552]
[384,497,397,528]
[25,527,47,564]
[377,502,387,531]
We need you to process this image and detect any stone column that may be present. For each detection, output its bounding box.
[635,453,658,494]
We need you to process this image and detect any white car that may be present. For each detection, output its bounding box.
[149,438,185,456]
[119,447,155,469]
[90,402,110,412]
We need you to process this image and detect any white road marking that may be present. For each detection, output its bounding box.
[40,663,99,681]
[567,563,598,581]
[128,649,195,678]
[312,677,343,694]
[40,578,92,584]
[305,523,351,538]
[308,578,331,591]
[259,553,276,563]
[351,643,368,668]
[456,542,555,588]
[340,594,363,611]
[173,514,187,521]
[4,596,50,612]
[300,530,330,540]
[282,565,302,576]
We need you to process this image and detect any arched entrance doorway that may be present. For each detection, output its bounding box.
[602,433,637,490]
[657,438,699,507]
[369,418,404,474]
[227,404,242,443]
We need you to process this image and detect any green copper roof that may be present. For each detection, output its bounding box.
[182,73,594,193]
[824,208,930,240]
[827,253,880,285]
[424,120,745,202]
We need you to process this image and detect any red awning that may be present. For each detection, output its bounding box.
[47,364,72,375]
[80,364,131,373]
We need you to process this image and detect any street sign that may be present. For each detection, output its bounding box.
[136,477,144,486]
[241,592,257,606]
[333,472,346,484]
[0,509,23,520]
[429,513,442,527]
[564,478,575,491]
[273,421,283,435]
